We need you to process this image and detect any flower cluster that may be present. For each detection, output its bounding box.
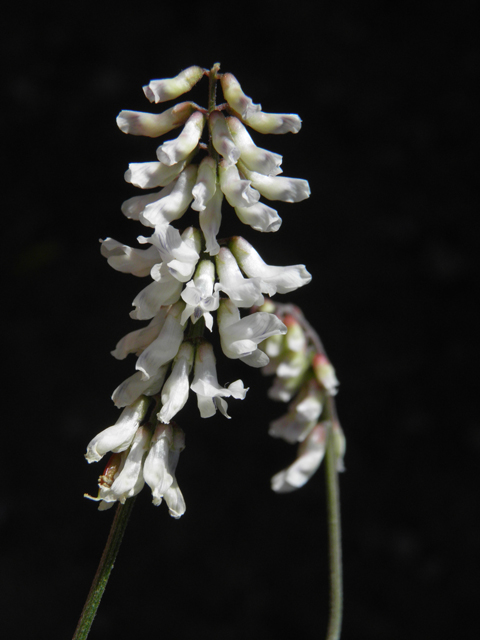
[258,301,345,492]
[86,65,312,515]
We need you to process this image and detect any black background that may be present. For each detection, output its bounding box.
[3,2,478,639]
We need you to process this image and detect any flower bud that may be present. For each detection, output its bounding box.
[116,102,196,137]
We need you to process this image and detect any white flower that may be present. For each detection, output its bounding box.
[158,342,194,423]
[191,156,217,212]
[271,423,327,493]
[227,117,282,176]
[156,112,205,166]
[139,165,198,229]
[240,111,302,135]
[199,188,223,256]
[217,299,287,368]
[215,247,264,308]
[180,260,219,331]
[239,163,310,203]
[269,379,323,444]
[85,396,151,463]
[111,308,168,360]
[218,160,260,208]
[220,73,262,119]
[112,365,169,408]
[124,159,188,189]
[190,342,248,418]
[130,276,183,320]
[234,201,282,233]
[135,301,185,380]
[121,183,175,221]
[142,225,201,283]
[144,423,186,517]
[209,111,240,166]
[143,66,204,103]
[100,238,160,277]
[101,426,152,504]
[229,236,312,295]
[116,102,196,138]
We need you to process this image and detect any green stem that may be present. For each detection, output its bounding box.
[324,415,343,640]
[72,498,136,640]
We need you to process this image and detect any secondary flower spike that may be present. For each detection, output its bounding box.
[86,64,319,516]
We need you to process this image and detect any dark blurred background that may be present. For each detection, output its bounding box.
[3,2,478,639]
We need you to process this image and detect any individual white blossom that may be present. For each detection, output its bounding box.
[190,342,248,418]
[226,117,282,176]
[229,236,312,295]
[142,225,201,283]
[158,342,195,424]
[112,365,169,408]
[239,163,310,203]
[269,379,324,444]
[100,238,160,277]
[116,102,196,138]
[180,260,219,331]
[215,247,264,308]
[233,201,282,233]
[135,301,185,380]
[121,183,176,221]
[85,396,151,463]
[199,188,223,255]
[271,423,327,493]
[124,159,188,189]
[218,160,260,208]
[98,426,152,506]
[220,73,262,120]
[238,111,302,135]
[111,308,168,360]
[156,112,205,166]
[139,165,198,229]
[217,299,287,368]
[143,423,186,517]
[143,66,204,103]
[210,111,241,166]
[191,156,217,212]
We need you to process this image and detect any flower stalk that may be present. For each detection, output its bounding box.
[72,498,136,640]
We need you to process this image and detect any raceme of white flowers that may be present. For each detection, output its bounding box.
[258,302,345,493]
[85,64,314,517]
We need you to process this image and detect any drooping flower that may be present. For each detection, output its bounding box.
[157,342,195,424]
[143,66,204,103]
[180,260,219,331]
[191,341,248,418]
[217,299,287,367]
[116,102,196,138]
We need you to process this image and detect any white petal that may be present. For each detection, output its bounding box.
[116,102,196,137]
[143,66,204,103]
[215,248,264,308]
[130,274,183,320]
[109,426,151,502]
[135,301,185,380]
[241,111,302,135]
[156,112,205,166]
[240,165,310,203]
[85,397,150,463]
[210,111,240,166]
[111,308,168,360]
[234,202,282,233]
[100,238,160,277]
[219,161,260,208]
[271,424,327,493]
[121,183,176,221]
[220,73,262,119]
[140,165,197,228]
[230,236,311,295]
[227,117,283,175]
[191,156,217,211]
[158,342,194,423]
[125,161,187,189]
[199,188,223,255]
[112,366,168,408]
